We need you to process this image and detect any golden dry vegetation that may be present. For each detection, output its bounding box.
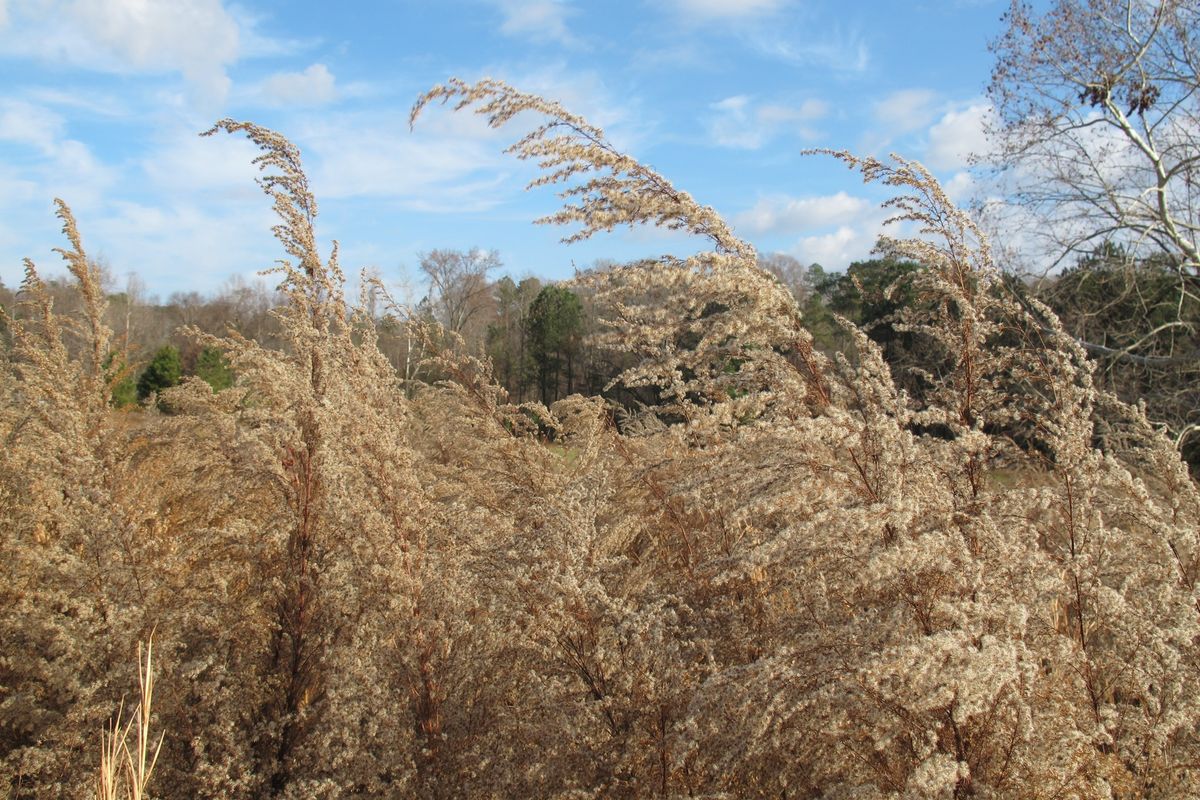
[2,79,1199,799]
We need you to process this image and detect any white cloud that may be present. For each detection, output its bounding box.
[141,128,263,193]
[0,99,114,209]
[492,0,574,44]
[260,63,337,107]
[732,185,892,270]
[285,110,515,212]
[1,0,244,103]
[0,99,65,154]
[925,102,991,170]
[734,191,869,235]
[66,0,239,101]
[789,225,872,268]
[941,170,976,202]
[874,88,939,134]
[84,198,279,292]
[671,0,785,18]
[708,94,826,149]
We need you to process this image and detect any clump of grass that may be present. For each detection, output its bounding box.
[95,639,163,800]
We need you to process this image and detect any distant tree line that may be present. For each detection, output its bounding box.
[4,241,1196,469]
[375,250,627,406]
[0,256,612,412]
[759,246,1200,472]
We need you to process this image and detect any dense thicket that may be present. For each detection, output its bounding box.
[1037,246,1200,468]
[2,81,1199,799]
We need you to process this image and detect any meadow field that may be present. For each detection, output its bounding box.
[2,69,1199,800]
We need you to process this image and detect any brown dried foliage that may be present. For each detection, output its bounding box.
[0,79,1197,799]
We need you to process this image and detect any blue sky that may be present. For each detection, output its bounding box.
[0,0,1016,298]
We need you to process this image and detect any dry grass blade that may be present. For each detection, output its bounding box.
[92,638,163,800]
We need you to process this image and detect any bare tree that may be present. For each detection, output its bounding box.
[756,252,811,301]
[987,0,1200,275]
[418,248,500,352]
[121,273,146,351]
[988,1,1200,463]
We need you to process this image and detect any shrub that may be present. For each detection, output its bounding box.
[192,345,234,392]
[104,352,139,408]
[136,345,182,404]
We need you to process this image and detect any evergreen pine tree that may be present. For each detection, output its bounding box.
[137,344,182,403]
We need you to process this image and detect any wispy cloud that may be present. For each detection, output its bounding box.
[708,94,827,150]
[0,99,114,207]
[491,0,576,45]
[924,102,991,170]
[282,109,515,212]
[486,63,646,151]
[669,0,787,19]
[0,97,117,281]
[258,64,338,107]
[23,86,128,117]
[85,198,279,292]
[0,99,65,154]
[657,0,865,72]
[874,88,940,134]
[708,96,762,149]
[734,191,870,235]
[749,29,870,72]
[140,128,264,194]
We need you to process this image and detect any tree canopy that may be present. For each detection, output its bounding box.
[987,0,1200,275]
[526,284,584,404]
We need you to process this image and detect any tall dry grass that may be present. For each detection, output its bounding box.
[95,639,163,800]
[0,80,1196,798]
